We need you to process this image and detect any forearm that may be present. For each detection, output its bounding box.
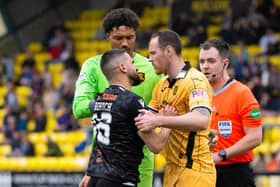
[159,110,209,131]
[138,128,170,154]
[72,98,92,119]
[224,127,262,159]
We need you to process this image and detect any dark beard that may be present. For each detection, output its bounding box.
[130,72,145,86]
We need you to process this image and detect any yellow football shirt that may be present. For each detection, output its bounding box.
[150,63,215,173]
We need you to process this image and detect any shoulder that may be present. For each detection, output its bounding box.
[133,53,152,70]
[231,80,253,95]
[80,54,103,69]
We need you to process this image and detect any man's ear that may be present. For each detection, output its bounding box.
[119,63,127,73]
[165,45,173,58]
[106,33,110,41]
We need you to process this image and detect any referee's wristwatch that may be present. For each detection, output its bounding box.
[218,150,227,161]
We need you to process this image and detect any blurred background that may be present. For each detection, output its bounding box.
[0,0,279,186]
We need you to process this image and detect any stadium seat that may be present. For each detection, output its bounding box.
[0,145,12,156]
[35,143,48,156]
[28,132,48,144]
[27,42,43,53]
[15,86,32,107]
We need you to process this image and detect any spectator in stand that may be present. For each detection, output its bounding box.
[44,19,68,49]
[48,27,68,59]
[259,27,278,55]
[0,52,14,82]
[32,100,47,132]
[187,24,207,47]
[31,70,44,98]
[45,136,63,157]
[20,132,35,157]
[17,109,29,132]
[265,4,280,32]
[22,51,36,71]
[2,114,17,145]
[172,11,193,36]
[4,80,18,112]
[220,22,235,45]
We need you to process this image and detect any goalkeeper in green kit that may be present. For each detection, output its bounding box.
[72,8,161,187]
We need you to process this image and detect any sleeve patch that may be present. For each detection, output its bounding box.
[250,109,261,118]
[190,89,209,101]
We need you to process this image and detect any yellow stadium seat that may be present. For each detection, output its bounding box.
[15,53,27,65]
[67,130,86,144]
[27,42,43,53]
[60,143,75,156]
[15,86,32,107]
[257,141,271,155]
[0,145,12,156]
[207,25,221,38]
[0,133,4,143]
[247,45,262,57]
[35,143,48,156]
[269,56,280,70]
[26,120,35,131]
[49,132,67,144]
[28,132,47,144]
[270,127,280,143]
[181,36,189,46]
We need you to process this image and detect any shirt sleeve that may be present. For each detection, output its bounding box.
[72,57,100,119]
[188,76,212,112]
[238,87,262,127]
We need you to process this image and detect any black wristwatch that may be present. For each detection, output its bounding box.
[218,150,227,161]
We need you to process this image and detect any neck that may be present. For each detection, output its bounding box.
[167,57,185,79]
[110,78,131,91]
[211,73,231,91]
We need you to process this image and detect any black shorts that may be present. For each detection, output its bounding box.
[216,162,256,187]
[87,177,136,187]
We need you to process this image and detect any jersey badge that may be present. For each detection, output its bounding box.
[250,109,261,119]
[78,73,86,81]
[190,89,209,102]
[218,120,232,138]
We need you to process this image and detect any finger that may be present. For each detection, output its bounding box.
[138,109,147,113]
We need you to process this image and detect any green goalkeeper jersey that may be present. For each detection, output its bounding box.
[72,52,161,187]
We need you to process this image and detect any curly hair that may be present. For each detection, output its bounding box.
[103,8,139,34]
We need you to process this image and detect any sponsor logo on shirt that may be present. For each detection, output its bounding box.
[250,109,261,119]
[190,89,209,102]
[78,73,86,80]
[218,121,232,138]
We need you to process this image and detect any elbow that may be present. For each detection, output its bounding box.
[72,102,82,119]
[255,135,263,147]
[147,144,163,154]
[151,147,162,154]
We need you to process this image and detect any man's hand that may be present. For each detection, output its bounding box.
[79,175,91,187]
[212,152,223,164]
[208,129,218,151]
[135,109,158,132]
[159,105,177,116]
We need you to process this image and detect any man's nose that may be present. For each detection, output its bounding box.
[121,39,129,48]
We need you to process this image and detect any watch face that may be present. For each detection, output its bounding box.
[219,150,227,161]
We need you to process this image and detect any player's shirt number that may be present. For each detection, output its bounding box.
[92,112,112,145]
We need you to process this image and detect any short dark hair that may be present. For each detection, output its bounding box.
[151,30,182,55]
[101,48,126,80]
[103,8,139,34]
[200,39,230,59]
